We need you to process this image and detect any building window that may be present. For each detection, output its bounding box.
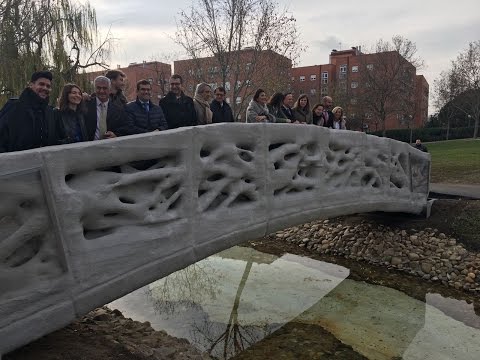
[245,79,252,87]
[365,113,372,119]
[226,97,231,104]
[351,81,358,89]
[367,64,374,71]
[340,64,347,73]
[322,71,328,79]
[188,85,193,91]
[291,76,295,81]
[339,73,346,79]
[310,88,316,95]
[351,98,357,104]
[235,80,242,90]
[322,79,328,84]
[299,75,305,82]
[321,87,328,94]
[147,78,153,84]
[310,74,317,81]
[246,63,251,71]
[352,65,359,72]
[225,81,231,91]
[236,96,242,104]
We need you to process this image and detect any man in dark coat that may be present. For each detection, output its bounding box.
[322,96,335,128]
[159,74,197,129]
[84,76,133,140]
[125,79,168,133]
[210,86,235,123]
[105,69,128,107]
[281,92,295,121]
[0,71,57,153]
[414,139,428,152]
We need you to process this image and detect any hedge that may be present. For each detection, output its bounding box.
[368,127,475,143]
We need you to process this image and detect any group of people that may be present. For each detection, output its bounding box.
[0,69,346,154]
[246,89,346,129]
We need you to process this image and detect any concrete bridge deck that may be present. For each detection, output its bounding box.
[0,123,430,355]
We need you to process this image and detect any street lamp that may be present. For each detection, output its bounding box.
[467,114,472,128]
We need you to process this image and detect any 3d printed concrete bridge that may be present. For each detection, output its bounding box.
[0,123,430,356]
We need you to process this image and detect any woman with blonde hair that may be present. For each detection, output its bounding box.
[330,106,347,129]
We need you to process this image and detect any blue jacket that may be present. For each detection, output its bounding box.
[126,99,168,133]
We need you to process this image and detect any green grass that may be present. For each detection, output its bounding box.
[427,138,480,184]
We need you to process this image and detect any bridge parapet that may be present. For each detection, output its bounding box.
[0,123,430,355]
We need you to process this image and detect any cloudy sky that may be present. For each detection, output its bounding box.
[89,0,479,110]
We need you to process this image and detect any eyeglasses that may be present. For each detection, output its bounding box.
[170,82,181,86]
[215,93,225,96]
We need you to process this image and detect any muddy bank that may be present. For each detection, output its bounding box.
[4,307,212,360]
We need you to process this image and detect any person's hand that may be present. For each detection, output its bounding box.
[152,129,160,132]
[82,92,91,101]
[255,115,266,122]
[103,131,116,139]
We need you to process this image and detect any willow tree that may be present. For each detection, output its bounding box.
[175,0,302,119]
[0,0,112,105]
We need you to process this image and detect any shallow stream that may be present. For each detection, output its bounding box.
[109,246,480,360]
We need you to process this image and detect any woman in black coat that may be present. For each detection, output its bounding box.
[55,84,89,143]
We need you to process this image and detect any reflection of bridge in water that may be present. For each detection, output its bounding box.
[0,123,430,356]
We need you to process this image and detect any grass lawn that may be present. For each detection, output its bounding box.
[427,138,480,184]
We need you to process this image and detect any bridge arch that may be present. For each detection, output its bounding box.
[0,123,430,355]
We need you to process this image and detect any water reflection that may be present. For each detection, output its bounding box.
[109,246,480,360]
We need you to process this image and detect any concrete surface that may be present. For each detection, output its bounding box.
[0,123,430,355]
[430,183,480,200]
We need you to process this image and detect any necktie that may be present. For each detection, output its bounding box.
[143,102,149,112]
[99,102,107,136]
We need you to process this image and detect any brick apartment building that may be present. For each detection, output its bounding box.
[174,48,292,120]
[291,47,429,131]
[85,61,172,103]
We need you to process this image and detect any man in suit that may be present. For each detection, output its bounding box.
[281,92,295,122]
[322,96,335,128]
[125,79,168,133]
[85,76,132,140]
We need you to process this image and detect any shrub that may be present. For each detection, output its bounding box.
[368,127,475,143]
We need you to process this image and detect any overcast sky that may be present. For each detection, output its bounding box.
[89,0,480,110]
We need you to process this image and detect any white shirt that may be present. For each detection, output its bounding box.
[95,98,109,140]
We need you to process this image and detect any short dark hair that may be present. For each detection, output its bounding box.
[171,74,183,84]
[105,69,126,81]
[253,88,266,102]
[214,86,226,94]
[136,79,151,90]
[31,71,53,82]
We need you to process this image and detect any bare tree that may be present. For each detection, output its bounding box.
[355,36,424,136]
[174,0,302,119]
[0,0,114,105]
[434,41,480,138]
